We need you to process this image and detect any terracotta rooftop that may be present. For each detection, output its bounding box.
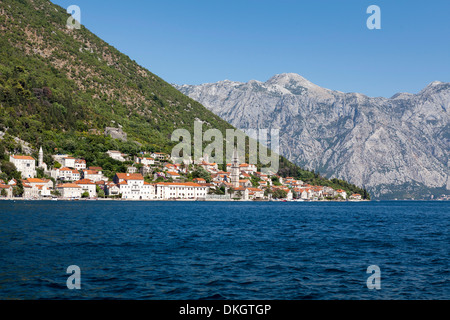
[115,173,144,180]
[11,155,35,160]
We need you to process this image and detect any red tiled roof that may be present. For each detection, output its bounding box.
[26,178,45,183]
[75,179,95,185]
[84,170,100,175]
[157,182,203,187]
[115,173,144,180]
[247,188,263,192]
[60,167,79,173]
[58,183,81,188]
[11,155,35,160]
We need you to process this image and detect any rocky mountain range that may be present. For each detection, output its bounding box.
[175,73,450,199]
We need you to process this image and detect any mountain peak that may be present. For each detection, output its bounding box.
[429,80,443,86]
[267,73,312,86]
[419,80,448,95]
[266,73,328,96]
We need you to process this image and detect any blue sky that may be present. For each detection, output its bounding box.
[52,0,449,98]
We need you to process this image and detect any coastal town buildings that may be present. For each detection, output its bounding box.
[0,148,366,202]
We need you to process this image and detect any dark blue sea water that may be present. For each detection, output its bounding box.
[0,200,448,300]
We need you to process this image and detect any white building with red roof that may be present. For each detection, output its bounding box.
[104,181,120,197]
[62,157,76,169]
[114,173,154,200]
[336,189,347,200]
[9,155,36,178]
[166,171,181,180]
[24,178,53,198]
[75,179,97,198]
[82,168,105,182]
[135,156,155,166]
[74,159,87,171]
[56,167,80,182]
[193,178,207,184]
[154,182,207,200]
[0,183,13,198]
[57,183,82,199]
[107,150,127,162]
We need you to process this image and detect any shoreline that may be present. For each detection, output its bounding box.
[0,198,378,202]
[1,198,447,202]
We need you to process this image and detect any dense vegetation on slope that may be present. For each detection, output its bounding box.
[0,0,369,198]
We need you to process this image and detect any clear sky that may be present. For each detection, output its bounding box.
[51,0,450,98]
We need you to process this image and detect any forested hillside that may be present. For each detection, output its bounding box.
[0,0,369,198]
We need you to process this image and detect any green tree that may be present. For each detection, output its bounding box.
[191,166,212,183]
[1,161,20,179]
[13,179,24,197]
[271,176,282,186]
[272,189,287,199]
[51,190,61,197]
[97,188,105,198]
[36,168,44,179]
[250,175,261,187]
[96,185,105,198]
[81,191,90,198]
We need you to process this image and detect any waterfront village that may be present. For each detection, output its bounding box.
[0,147,364,201]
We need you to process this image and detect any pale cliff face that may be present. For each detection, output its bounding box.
[175,74,450,199]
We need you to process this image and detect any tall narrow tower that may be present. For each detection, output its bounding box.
[231,148,240,188]
[38,146,44,168]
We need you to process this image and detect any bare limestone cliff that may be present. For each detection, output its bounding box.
[176,73,449,199]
